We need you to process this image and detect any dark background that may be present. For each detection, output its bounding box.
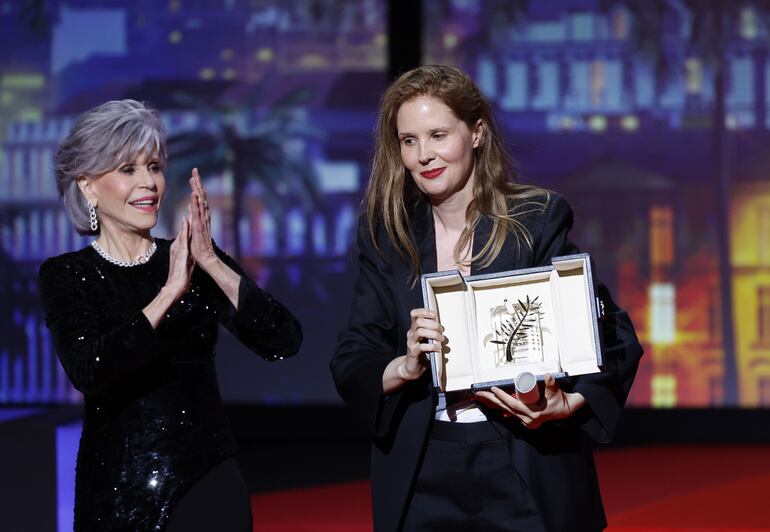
[3,3,770,530]
[2,0,770,411]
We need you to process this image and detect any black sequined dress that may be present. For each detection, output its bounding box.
[38,238,302,531]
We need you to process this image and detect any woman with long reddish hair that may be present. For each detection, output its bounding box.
[332,65,642,531]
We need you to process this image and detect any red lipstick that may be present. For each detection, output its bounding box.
[420,167,446,179]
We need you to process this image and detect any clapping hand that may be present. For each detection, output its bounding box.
[188,168,217,270]
[165,217,194,301]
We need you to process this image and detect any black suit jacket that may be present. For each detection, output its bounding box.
[331,194,643,532]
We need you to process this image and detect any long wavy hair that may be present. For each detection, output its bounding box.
[363,65,549,283]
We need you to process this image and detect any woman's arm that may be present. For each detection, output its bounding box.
[476,195,642,440]
[143,217,194,327]
[39,220,195,395]
[187,169,240,308]
[187,169,301,360]
[206,244,303,361]
[533,195,643,441]
[332,219,420,438]
[39,259,159,395]
[382,307,443,394]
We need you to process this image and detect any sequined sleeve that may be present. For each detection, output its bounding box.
[38,257,160,395]
[208,245,303,361]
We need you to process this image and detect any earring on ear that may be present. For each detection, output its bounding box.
[87,201,98,231]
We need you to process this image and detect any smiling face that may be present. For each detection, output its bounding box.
[78,150,166,238]
[396,95,482,206]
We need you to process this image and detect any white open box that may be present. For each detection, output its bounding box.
[420,254,603,393]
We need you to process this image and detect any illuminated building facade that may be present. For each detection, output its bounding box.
[731,181,770,406]
[425,0,770,406]
[0,0,385,404]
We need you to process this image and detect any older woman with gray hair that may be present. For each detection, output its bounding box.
[39,99,302,532]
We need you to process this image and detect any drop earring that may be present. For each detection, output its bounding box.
[87,201,98,231]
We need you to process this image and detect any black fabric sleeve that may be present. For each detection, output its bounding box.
[38,258,160,395]
[331,219,406,439]
[208,244,303,361]
[533,195,644,443]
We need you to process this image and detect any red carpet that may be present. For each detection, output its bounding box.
[251,481,371,532]
[597,445,770,530]
[251,445,770,531]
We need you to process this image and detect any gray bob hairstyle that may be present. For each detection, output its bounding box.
[54,99,167,235]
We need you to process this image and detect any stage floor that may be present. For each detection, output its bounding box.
[247,444,770,531]
[6,406,767,530]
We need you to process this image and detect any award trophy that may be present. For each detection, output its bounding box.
[421,253,604,394]
[485,296,544,368]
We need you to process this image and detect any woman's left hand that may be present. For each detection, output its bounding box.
[188,168,218,269]
[474,374,586,430]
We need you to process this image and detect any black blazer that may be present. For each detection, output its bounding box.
[331,194,643,532]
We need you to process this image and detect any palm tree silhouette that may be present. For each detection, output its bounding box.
[620,0,770,404]
[164,85,321,261]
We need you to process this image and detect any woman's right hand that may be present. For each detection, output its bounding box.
[164,217,193,301]
[401,308,444,379]
[383,308,444,393]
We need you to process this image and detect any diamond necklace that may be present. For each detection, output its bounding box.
[91,239,157,267]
